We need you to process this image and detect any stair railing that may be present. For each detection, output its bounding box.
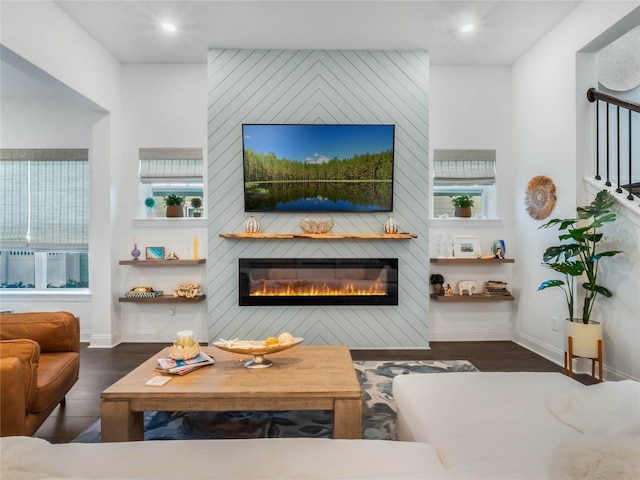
[587,88,639,206]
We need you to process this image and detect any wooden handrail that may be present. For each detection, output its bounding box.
[587,87,640,113]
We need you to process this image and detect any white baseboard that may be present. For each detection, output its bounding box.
[430,329,513,342]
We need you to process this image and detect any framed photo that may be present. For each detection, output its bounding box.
[145,246,165,260]
[453,236,481,258]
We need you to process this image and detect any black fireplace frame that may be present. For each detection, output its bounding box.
[239,258,398,306]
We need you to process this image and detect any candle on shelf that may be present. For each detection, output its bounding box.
[176,330,194,348]
[193,235,198,260]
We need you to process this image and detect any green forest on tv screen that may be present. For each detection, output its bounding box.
[244,149,394,212]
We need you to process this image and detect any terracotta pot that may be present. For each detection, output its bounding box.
[165,205,184,218]
[565,319,602,359]
[454,206,472,218]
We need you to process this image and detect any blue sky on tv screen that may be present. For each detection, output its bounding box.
[243,124,394,164]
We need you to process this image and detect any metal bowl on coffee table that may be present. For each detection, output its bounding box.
[212,338,304,369]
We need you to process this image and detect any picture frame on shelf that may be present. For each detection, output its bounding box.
[145,246,165,260]
[453,236,481,258]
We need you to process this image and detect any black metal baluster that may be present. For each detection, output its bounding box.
[629,109,635,201]
[605,103,611,186]
[616,106,623,193]
[595,100,601,180]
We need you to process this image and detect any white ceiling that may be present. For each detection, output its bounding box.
[2,0,584,100]
[53,0,581,66]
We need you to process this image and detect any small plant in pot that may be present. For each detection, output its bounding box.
[190,197,203,217]
[537,190,622,359]
[163,194,185,218]
[451,195,474,218]
[430,273,445,296]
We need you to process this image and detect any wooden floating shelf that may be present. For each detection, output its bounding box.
[118,294,207,303]
[429,258,514,265]
[430,294,514,302]
[220,233,417,240]
[119,259,206,266]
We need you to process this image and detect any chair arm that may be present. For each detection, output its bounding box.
[0,339,40,418]
[0,357,28,436]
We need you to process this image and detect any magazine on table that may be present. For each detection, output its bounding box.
[156,352,215,375]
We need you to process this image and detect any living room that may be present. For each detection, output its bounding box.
[1,2,638,384]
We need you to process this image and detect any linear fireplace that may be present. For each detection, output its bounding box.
[239,258,398,306]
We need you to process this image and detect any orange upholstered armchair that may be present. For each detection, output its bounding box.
[0,311,80,437]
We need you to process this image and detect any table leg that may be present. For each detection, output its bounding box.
[101,400,144,442]
[333,398,362,439]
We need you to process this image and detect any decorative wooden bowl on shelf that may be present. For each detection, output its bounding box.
[212,338,304,369]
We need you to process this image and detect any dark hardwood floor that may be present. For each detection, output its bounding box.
[34,341,594,444]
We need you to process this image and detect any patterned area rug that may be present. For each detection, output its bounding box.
[72,360,477,443]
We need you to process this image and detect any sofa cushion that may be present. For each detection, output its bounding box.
[0,339,40,410]
[31,352,80,413]
[0,312,80,353]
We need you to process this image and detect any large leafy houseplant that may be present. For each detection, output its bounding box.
[538,190,622,324]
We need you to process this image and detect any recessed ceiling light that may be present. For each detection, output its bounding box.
[161,22,177,33]
[461,24,475,33]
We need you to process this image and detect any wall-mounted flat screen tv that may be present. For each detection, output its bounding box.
[242,124,395,212]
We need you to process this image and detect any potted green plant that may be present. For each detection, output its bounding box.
[190,197,203,217]
[163,194,185,218]
[451,195,474,218]
[429,273,445,296]
[537,190,622,358]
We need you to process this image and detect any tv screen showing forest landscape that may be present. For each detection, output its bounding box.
[242,124,395,212]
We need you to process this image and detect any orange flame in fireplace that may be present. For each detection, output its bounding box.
[250,278,386,297]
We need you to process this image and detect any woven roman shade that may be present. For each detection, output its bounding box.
[0,149,89,249]
[139,148,203,183]
[433,149,496,186]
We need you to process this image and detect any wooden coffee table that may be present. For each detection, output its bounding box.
[100,345,362,442]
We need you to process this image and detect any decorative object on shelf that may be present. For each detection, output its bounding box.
[429,273,445,296]
[174,281,202,299]
[457,280,478,296]
[164,250,179,260]
[525,175,556,220]
[444,284,454,296]
[438,234,454,258]
[144,197,156,218]
[168,330,201,360]
[190,197,203,217]
[538,190,622,369]
[213,335,303,369]
[451,195,474,218]
[124,286,162,298]
[244,216,261,233]
[131,241,141,261]
[492,240,506,259]
[163,193,185,218]
[299,216,334,234]
[383,217,399,234]
[145,246,165,260]
[453,235,481,258]
[193,235,198,260]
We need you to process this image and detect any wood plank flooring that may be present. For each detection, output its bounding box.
[34,341,594,444]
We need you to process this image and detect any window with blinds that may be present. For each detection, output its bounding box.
[432,149,497,218]
[0,149,89,289]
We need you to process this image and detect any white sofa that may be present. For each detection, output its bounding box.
[393,372,640,480]
[0,437,446,479]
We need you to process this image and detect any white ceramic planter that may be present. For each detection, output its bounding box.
[564,319,602,359]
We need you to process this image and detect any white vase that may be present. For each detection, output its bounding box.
[383,217,399,234]
[244,216,260,233]
[564,319,602,359]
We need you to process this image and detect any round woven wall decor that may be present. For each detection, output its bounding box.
[525,175,557,220]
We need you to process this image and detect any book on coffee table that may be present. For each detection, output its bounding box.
[155,352,215,375]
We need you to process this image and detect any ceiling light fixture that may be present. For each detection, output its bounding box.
[460,24,475,33]
[161,22,177,33]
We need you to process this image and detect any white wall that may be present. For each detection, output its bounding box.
[428,66,517,340]
[511,2,639,380]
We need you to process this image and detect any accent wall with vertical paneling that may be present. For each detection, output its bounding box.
[207,49,429,348]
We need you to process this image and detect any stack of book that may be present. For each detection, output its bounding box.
[156,352,215,375]
[483,280,511,296]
